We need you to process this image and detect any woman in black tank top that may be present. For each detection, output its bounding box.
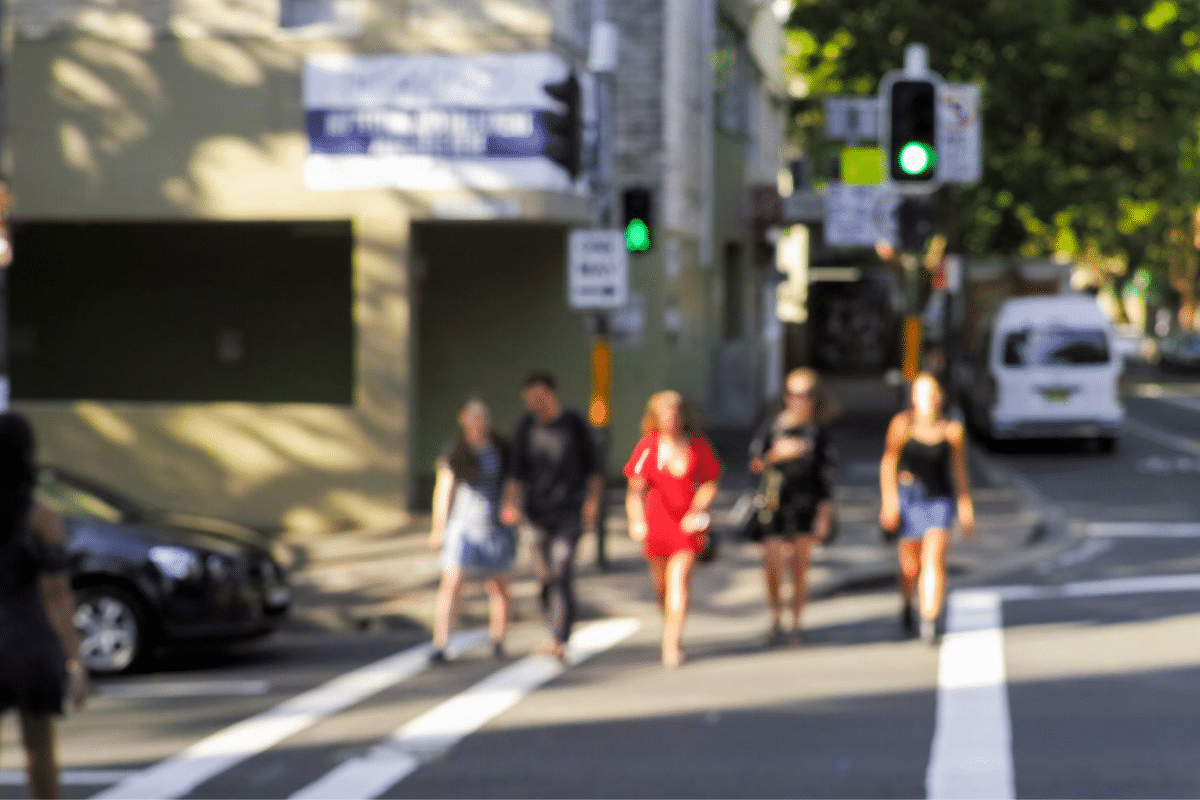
[879,373,976,644]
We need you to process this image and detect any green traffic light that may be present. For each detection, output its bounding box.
[625,219,650,252]
[898,142,937,176]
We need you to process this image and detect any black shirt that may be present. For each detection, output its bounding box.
[511,409,599,524]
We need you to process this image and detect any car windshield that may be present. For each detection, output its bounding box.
[35,469,127,524]
[1002,327,1110,367]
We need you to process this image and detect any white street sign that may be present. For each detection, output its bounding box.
[823,183,899,247]
[568,229,629,310]
[824,97,879,141]
[937,83,982,184]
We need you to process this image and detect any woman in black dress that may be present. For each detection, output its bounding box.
[0,412,88,799]
[749,369,838,645]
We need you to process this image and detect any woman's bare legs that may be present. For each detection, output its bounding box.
[919,529,950,621]
[662,550,697,668]
[20,711,58,800]
[788,536,817,639]
[897,538,922,634]
[483,575,510,651]
[432,566,465,653]
[761,537,786,639]
[649,558,668,612]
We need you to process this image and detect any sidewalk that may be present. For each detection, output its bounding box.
[277,375,1043,634]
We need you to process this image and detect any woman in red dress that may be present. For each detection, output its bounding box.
[624,391,722,668]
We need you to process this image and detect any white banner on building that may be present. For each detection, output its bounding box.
[302,52,579,192]
[823,184,899,247]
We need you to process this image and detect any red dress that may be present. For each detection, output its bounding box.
[623,434,723,560]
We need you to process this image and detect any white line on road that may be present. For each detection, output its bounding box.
[1124,418,1200,458]
[927,590,1014,800]
[0,769,137,786]
[93,680,271,698]
[288,617,641,800]
[1086,521,1200,538]
[992,572,1200,602]
[91,630,487,800]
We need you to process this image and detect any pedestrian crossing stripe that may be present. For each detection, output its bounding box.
[92,630,488,800]
[0,770,136,786]
[90,619,638,800]
[1085,521,1200,538]
[289,617,641,800]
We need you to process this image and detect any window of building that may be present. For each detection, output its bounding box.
[9,221,355,404]
[715,17,749,137]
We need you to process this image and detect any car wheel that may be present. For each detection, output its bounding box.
[75,585,149,675]
[1097,436,1118,454]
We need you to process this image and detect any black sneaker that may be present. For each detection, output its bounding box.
[901,603,916,636]
[491,641,506,661]
[429,648,448,664]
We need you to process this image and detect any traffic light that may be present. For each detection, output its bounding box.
[540,72,582,178]
[622,187,653,252]
[888,79,938,184]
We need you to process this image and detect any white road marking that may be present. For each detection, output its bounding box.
[93,680,271,698]
[1124,418,1200,458]
[928,571,1200,798]
[288,617,640,800]
[91,630,487,800]
[1086,521,1200,538]
[927,590,1014,800]
[0,769,136,786]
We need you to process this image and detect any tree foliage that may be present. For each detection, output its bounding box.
[784,0,1200,292]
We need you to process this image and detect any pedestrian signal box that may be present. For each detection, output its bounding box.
[887,79,938,184]
[622,187,653,252]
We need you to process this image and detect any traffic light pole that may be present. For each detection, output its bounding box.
[588,0,617,570]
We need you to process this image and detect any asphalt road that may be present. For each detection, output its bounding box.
[5,378,1200,799]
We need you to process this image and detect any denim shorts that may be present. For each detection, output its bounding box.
[898,481,954,539]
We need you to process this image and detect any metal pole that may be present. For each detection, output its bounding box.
[589,0,615,570]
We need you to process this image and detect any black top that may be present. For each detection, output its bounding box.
[750,416,835,507]
[898,437,954,499]
[511,408,599,524]
[0,523,69,713]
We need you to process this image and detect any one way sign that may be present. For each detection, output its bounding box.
[568,229,629,310]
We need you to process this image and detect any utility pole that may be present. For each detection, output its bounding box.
[587,2,618,570]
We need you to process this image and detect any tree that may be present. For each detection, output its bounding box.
[784,0,1200,327]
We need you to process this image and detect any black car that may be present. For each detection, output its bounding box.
[35,466,293,674]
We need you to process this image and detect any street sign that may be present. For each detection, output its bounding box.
[824,97,879,141]
[823,183,900,247]
[936,83,982,184]
[568,229,628,309]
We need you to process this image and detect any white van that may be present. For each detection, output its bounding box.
[958,294,1124,450]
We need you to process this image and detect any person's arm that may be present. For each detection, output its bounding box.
[429,461,456,550]
[500,419,529,527]
[577,413,604,532]
[948,420,975,538]
[681,439,721,533]
[32,503,88,710]
[625,476,649,541]
[812,427,837,541]
[879,413,907,531]
[748,415,773,474]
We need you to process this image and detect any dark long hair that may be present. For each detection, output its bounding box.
[0,411,36,549]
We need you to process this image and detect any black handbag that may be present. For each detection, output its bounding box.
[698,530,719,563]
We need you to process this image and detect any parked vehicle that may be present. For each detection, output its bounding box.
[35,466,293,674]
[956,294,1124,451]
[1157,332,1200,372]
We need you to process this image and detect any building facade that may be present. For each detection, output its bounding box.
[6,0,786,532]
